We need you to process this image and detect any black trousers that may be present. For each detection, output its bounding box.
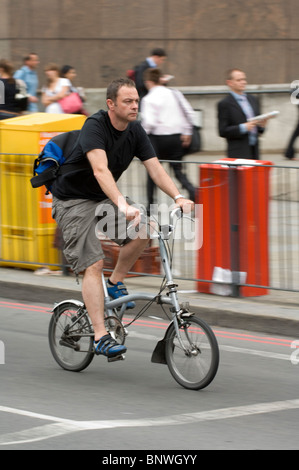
[285,122,299,159]
[250,144,259,160]
[147,134,195,207]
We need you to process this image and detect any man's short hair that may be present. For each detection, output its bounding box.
[106,77,136,102]
[143,67,162,84]
[24,52,38,62]
[226,68,244,81]
[151,48,167,57]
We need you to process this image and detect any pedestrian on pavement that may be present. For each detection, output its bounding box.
[284,103,299,160]
[41,63,70,113]
[217,68,268,159]
[0,59,25,120]
[134,48,168,101]
[61,64,88,115]
[14,53,40,112]
[141,67,196,208]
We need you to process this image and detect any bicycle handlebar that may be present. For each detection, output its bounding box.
[169,207,183,226]
[127,207,184,240]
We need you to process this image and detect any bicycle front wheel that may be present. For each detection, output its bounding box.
[48,302,94,372]
[165,315,219,390]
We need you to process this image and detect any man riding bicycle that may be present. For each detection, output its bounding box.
[51,77,194,359]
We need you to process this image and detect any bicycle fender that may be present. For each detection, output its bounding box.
[151,322,173,365]
[52,299,85,312]
[151,312,195,364]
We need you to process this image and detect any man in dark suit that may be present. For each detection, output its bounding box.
[134,48,167,100]
[217,69,267,159]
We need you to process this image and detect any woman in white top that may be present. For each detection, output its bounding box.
[61,65,88,115]
[42,63,70,113]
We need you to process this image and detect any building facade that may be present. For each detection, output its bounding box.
[0,0,298,88]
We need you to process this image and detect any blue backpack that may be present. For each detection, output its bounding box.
[30,130,85,193]
[31,115,131,193]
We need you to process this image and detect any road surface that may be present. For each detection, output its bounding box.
[0,297,298,451]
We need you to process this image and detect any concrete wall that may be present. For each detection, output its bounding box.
[1,0,299,89]
[83,84,296,154]
[1,0,297,153]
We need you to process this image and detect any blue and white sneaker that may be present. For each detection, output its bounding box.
[94,334,127,357]
[106,280,136,309]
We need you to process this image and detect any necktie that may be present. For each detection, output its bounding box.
[239,95,257,141]
[239,95,254,120]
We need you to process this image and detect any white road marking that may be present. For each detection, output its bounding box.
[219,344,291,361]
[1,399,299,446]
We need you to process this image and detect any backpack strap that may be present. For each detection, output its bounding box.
[57,122,131,174]
[31,119,131,191]
[30,160,89,188]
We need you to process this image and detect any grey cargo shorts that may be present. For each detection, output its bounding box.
[52,196,143,274]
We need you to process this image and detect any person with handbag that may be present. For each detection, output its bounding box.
[41,63,71,113]
[140,67,196,208]
[60,65,88,115]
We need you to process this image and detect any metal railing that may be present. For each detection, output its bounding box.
[182,88,291,96]
[0,153,298,296]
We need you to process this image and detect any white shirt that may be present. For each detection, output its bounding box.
[140,85,194,136]
[43,78,71,113]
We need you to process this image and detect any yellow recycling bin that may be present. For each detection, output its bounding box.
[0,113,86,269]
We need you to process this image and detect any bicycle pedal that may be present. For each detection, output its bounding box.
[107,354,125,363]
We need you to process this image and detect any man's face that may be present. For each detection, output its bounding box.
[27,54,39,70]
[227,70,247,94]
[108,85,139,122]
[153,55,166,67]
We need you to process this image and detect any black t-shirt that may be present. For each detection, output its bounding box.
[51,110,156,201]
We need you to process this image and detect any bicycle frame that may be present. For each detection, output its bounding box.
[103,208,189,352]
[49,207,220,389]
[48,209,219,390]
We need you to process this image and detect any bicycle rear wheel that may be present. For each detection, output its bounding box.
[165,315,219,390]
[48,302,94,372]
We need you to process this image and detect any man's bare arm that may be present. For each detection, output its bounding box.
[143,157,194,210]
[87,148,139,220]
